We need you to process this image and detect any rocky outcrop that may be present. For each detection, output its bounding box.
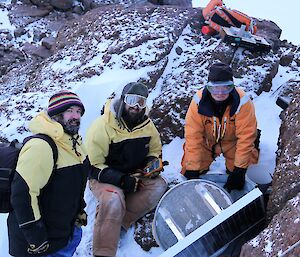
[240,193,300,257]
[149,0,192,6]
[240,83,300,256]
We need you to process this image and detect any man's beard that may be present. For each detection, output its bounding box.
[54,115,80,135]
[63,118,80,135]
[122,108,145,128]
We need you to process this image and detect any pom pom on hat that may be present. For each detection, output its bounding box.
[48,90,85,117]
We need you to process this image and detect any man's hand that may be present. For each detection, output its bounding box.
[27,241,49,254]
[75,210,87,227]
[121,175,142,193]
[224,167,247,192]
[20,219,48,255]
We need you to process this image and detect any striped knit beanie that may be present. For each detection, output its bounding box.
[47,90,85,117]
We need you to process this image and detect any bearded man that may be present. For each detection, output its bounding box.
[86,82,167,257]
[8,91,89,257]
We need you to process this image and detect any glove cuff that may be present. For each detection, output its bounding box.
[121,175,139,193]
[184,170,200,180]
[233,167,247,174]
[20,219,48,250]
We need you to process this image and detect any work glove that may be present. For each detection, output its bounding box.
[224,167,247,192]
[21,219,49,255]
[27,241,49,255]
[75,210,87,227]
[184,170,200,180]
[121,174,142,193]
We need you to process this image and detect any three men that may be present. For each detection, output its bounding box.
[86,82,167,257]
[8,91,89,257]
[7,66,259,256]
[182,62,259,192]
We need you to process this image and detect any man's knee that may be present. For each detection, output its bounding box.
[143,177,168,204]
[156,176,168,194]
[99,190,126,220]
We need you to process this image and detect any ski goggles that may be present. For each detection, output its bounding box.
[206,81,235,95]
[124,94,147,109]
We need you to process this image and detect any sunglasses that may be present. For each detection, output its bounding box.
[124,94,147,109]
[206,81,235,95]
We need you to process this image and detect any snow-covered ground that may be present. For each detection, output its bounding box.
[0,1,298,257]
[0,51,290,257]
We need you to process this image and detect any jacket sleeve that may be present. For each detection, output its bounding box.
[147,122,162,159]
[11,138,54,242]
[183,94,206,171]
[234,97,258,168]
[86,117,110,172]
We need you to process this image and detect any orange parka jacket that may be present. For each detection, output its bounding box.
[182,87,259,174]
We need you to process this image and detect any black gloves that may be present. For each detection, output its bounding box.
[224,167,247,192]
[184,170,200,180]
[75,210,88,227]
[20,219,49,255]
[28,241,49,255]
[95,167,124,187]
[121,175,141,193]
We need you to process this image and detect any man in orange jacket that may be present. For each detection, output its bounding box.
[181,62,259,192]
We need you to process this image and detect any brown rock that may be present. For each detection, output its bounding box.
[22,42,52,58]
[41,36,56,50]
[280,53,294,66]
[255,19,282,51]
[12,4,51,17]
[50,0,73,11]
[134,210,159,251]
[14,27,27,38]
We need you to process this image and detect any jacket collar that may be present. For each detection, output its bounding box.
[198,88,240,117]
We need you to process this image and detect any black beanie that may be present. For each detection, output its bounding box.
[121,82,149,98]
[208,62,233,82]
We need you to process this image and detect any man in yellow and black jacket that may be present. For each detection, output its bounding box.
[182,62,259,193]
[86,82,167,257]
[8,91,89,257]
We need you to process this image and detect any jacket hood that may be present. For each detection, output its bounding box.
[29,111,65,140]
[29,111,86,159]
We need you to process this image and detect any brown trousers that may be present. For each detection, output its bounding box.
[89,177,167,257]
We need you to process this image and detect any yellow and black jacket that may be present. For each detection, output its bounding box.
[86,99,162,186]
[8,112,89,256]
